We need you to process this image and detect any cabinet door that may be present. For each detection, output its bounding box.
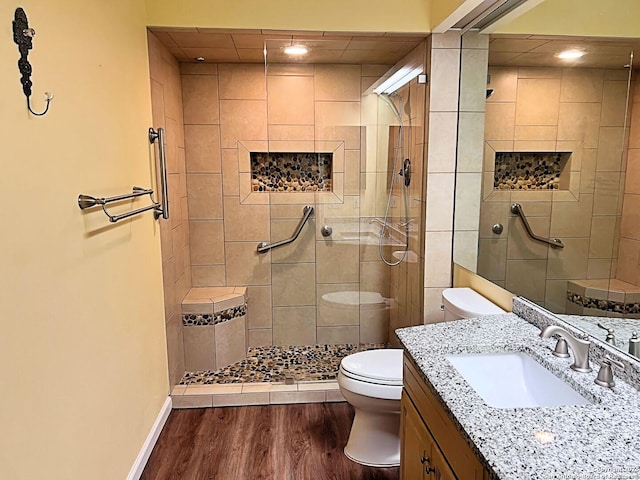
[400,393,429,480]
[430,438,457,480]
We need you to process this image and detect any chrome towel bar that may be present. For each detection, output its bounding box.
[257,206,314,253]
[510,203,564,249]
[78,127,169,223]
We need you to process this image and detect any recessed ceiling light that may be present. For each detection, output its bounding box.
[556,49,585,60]
[195,57,205,62]
[284,45,308,56]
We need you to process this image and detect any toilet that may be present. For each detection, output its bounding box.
[337,348,404,467]
[338,287,504,468]
[442,287,505,321]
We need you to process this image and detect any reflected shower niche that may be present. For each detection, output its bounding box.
[250,152,333,192]
[494,151,571,190]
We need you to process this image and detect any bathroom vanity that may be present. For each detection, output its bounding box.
[397,299,640,480]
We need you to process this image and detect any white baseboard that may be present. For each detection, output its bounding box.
[127,396,172,480]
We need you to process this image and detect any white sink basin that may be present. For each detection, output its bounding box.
[446,352,592,409]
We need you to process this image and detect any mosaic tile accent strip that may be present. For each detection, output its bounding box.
[180,343,387,384]
[494,152,569,190]
[250,152,332,192]
[182,304,247,326]
[567,291,640,315]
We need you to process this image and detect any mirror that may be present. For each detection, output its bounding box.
[454,30,640,359]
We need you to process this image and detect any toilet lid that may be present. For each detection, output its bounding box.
[340,349,403,384]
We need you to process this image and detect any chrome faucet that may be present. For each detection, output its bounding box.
[539,325,592,373]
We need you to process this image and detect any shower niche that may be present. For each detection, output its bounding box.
[250,152,333,192]
[493,151,571,190]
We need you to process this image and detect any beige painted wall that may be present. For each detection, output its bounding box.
[145,0,430,32]
[498,0,640,37]
[1,1,168,479]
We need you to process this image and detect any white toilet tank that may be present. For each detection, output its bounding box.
[442,287,505,321]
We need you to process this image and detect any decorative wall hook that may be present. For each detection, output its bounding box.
[12,8,53,116]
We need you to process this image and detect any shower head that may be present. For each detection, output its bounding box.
[378,92,402,122]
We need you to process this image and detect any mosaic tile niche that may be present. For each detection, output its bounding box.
[250,152,333,192]
[494,152,571,190]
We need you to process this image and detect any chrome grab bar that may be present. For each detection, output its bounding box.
[149,127,169,220]
[257,206,314,254]
[510,203,564,249]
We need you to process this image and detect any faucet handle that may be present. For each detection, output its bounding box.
[597,322,616,345]
[552,338,570,358]
[595,355,625,388]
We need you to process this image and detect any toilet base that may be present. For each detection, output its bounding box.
[343,403,401,467]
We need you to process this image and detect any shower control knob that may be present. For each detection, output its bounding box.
[492,223,504,235]
[320,225,333,237]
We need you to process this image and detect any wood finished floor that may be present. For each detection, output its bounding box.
[141,402,399,480]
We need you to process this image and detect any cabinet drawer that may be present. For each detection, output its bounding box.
[403,354,487,480]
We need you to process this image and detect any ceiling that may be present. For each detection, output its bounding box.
[149,27,639,71]
[148,27,426,65]
[489,34,640,69]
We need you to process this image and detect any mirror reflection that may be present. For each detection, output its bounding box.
[455,33,640,358]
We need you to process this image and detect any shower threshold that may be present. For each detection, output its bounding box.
[172,343,387,408]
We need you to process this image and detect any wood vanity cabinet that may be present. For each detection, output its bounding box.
[401,355,490,480]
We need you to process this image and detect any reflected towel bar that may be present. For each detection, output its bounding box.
[511,203,564,249]
[257,206,314,253]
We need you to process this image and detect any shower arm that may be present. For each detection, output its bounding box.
[257,206,314,254]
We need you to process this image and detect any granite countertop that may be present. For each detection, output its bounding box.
[396,313,640,480]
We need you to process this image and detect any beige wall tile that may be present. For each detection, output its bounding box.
[167,313,185,387]
[600,80,629,127]
[549,195,593,238]
[596,127,625,172]
[547,238,590,280]
[587,259,614,279]
[223,197,270,241]
[225,242,272,285]
[360,261,390,297]
[272,306,316,344]
[621,194,640,240]
[221,148,240,196]
[315,101,360,127]
[454,173,482,231]
[429,48,460,112]
[192,265,226,286]
[515,78,561,126]
[624,149,640,194]
[220,99,268,148]
[182,75,219,125]
[317,284,360,326]
[423,287,445,324]
[544,279,568,313]
[218,64,266,100]
[187,174,223,219]
[316,241,360,283]
[272,263,316,306]
[269,391,325,404]
[248,328,273,347]
[630,103,640,149]
[594,172,623,215]
[267,76,314,125]
[616,238,640,284]
[427,112,458,172]
[247,285,272,329]
[589,216,618,258]
[359,308,389,344]
[268,125,315,141]
[181,63,218,75]
[485,103,516,141]
[460,49,489,113]
[317,326,359,344]
[314,65,361,101]
[487,67,518,103]
[185,125,221,173]
[557,103,601,148]
[457,112,486,173]
[559,69,604,103]
[270,218,316,263]
[505,259,547,301]
[215,316,246,369]
[478,238,507,282]
[183,325,216,371]
[424,231,453,288]
[507,216,550,260]
[190,220,225,264]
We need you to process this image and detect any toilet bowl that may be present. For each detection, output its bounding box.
[337,348,403,467]
[442,287,505,321]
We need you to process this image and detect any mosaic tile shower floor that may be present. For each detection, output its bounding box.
[180,343,386,385]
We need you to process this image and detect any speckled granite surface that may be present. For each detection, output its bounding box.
[396,312,640,480]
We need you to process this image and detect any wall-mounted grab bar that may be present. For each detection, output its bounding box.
[257,206,314,253]
[77,127,169,223]
[510,203,564,249]
[149,127,169,220]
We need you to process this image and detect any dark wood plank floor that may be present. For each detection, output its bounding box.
[141,402,399,480]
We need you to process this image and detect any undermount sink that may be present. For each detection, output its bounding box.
[446,352,592,409]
